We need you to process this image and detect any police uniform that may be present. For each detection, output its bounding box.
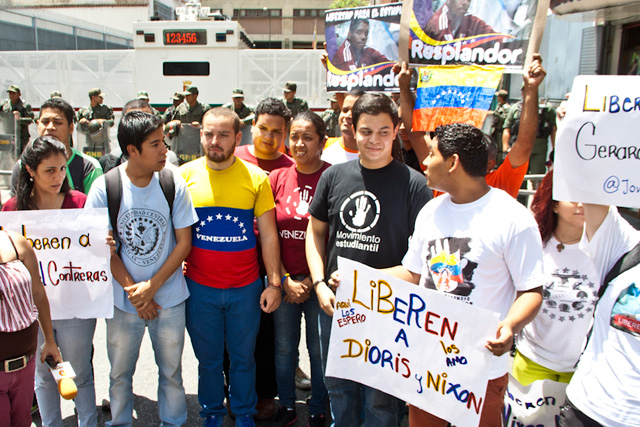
[222,102,255,126]
[1,97,34,152]
[173,101,211,124]
[77,104,115,127]
[321,108,341,137]
[283,97,309,118]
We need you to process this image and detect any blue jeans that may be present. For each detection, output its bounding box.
[319,310,402,427]
[35,318,97,427]
[273,288,327,415]
[106,303,187,427]
[186,277,262,418]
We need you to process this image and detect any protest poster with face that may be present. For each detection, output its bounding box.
[408,0,537,69]
[325,3,402,92]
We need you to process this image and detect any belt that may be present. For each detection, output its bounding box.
[1,354,35,373]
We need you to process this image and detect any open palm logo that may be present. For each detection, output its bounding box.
[339,190,380,233]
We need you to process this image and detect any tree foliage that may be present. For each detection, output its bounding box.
[329,0,369,9]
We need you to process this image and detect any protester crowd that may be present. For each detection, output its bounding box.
[0,51,638,427]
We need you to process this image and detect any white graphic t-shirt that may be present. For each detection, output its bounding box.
[86,168,198,314]
[566,207,640,427]
[516,236,600,373]
[403,188,544,379]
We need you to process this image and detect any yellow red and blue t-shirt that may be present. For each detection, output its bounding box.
[179,157,275,288]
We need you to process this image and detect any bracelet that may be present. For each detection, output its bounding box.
[280,273,290,286]
[267,284,281,290]
[312,279,326,289]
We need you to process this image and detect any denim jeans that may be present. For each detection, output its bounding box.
[106,303,187,427]
[186,277,262,419]
[319,310,402,427]
[273,288,327,415]
[35,318,97,427]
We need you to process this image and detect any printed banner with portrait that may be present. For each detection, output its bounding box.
[326,257,500,427]
[409,0,537,69]
[325,3,402,92]
[0,208,113,320]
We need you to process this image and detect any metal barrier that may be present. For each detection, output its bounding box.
[0,112,19,189]
[518,174,546,208]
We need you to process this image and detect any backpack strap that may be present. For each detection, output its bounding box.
[600,242,640,298]
[104,167,123,240]
[158,168,175,218]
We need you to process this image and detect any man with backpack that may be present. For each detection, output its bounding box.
[85,111,198,426]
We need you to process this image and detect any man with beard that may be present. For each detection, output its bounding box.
[179,108,282,427]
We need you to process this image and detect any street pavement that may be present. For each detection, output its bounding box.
[31,316,325,427]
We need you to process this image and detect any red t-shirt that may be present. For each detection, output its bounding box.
[269,162,331,275]
[235,145,294,174]
[2,190,87,211]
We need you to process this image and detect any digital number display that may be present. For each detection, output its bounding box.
[163,29,207,45]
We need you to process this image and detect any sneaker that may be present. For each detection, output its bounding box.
[271,407,297,427]
[204,415,224,427]
[295,366,312,390]
[308,414,326,427]
[236,414,256,427]
[255,398,276,420]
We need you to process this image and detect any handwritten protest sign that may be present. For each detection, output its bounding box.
[553,75,640,208]
[502,373,567,427]
[326,257,499,427]
[325,3,401,92]
[0,208,113,320]
[408,0,537,69]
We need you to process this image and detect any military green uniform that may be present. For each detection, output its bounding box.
[222,102,255,126]
[283,97,309,118]
[173,101,211,124]
[150,106,163,119]
[321,108,341,138]
[490,102,510,158]
[1,98,34,153]
[164,105,179,124]
[77,104,115,128]
[504,101,556,174]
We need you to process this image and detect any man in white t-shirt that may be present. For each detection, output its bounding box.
[86,111,198,426]
[388,123,544,427]
[320,89,364,165]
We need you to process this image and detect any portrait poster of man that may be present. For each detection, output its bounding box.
[409,0,537,69]
[325,3,402,92]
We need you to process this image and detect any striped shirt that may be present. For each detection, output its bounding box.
[0,260,37,332]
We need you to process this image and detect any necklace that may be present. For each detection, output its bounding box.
[35,193,63,210]
[554,234,581,252]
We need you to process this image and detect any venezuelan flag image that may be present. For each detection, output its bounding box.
[413,65,504,131]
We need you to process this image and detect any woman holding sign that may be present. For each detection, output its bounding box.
[2,136,97,427]
[268,111,330,427]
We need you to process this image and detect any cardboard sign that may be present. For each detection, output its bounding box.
[325,3,401,92]
[553,75,640,208]
[0,208,113,320]
[326,257,500,427]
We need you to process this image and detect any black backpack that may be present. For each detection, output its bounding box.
[105,167,175,249]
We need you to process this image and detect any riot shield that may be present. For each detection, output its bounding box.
[76,122,111,160]
[0,111,19,189]
[165,124,202,165]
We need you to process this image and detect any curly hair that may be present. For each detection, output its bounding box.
[16,136,70,210]
[291,111,327,142]
[255,97,292,125]
[530,170,556,244]
[434,123,488,177]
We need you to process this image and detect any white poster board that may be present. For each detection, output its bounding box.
[326,257,500,427]
[554,75,640,208]
[0,208,113,320]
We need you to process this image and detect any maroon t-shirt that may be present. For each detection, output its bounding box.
[234,145,294,174]
[2,190,87,211]
[269,162,330,276]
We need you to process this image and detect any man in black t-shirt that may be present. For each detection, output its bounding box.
[306,93,431,426]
